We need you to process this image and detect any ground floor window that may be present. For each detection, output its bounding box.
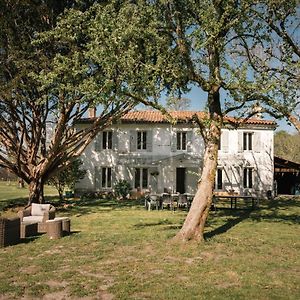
[243,168,253,188]
[215,168,223,190]
[102,167,112,188]
[135,168,148,189]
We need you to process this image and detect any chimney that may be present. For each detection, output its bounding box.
[252,102,263,119]
[88,108,96,118]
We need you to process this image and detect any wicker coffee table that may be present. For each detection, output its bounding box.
[46,219,62,239]
[53,217,71,235]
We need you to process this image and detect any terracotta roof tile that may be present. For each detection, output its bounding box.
[78,110,276,126]
[121,111,276,126]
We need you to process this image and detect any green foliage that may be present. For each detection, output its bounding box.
[47,159,86,200]
[114,180,131,200]
[166,96,191,111]
[274,130,300,163]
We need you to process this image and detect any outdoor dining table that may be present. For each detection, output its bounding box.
[213,194,258,209]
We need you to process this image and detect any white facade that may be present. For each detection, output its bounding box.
[76,111,275,198]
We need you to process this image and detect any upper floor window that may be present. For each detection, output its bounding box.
[243,167,253,188]
[102,167,112,188]
[103,131,113,149]
[243,132,253,151]
[137,131,147,150]
[135,168,148,189]
[177,132,187,150]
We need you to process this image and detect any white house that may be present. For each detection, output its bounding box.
[76,110,276,198]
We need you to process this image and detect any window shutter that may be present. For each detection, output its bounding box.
[112,131,118,151]
[221,130,229,152]
[253,168,259,190]
[171,132,177,152]
[95,167,101,190]
[129,130,136,152]
[187,131,193,152]
[253,132,261,152]
[111,167,117,188]
[94,133,102,152]
[237,131,243,152]
[147,130,153,152]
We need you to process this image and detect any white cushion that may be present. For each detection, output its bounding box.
[22,216,43,223]
[31,203,50,216]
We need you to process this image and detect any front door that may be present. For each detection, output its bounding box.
[176,168,186,194]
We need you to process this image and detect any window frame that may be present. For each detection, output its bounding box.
[176,131,187,151]
[243,167,253,188]
[102,167,112,188]
[243,132,253,151]
[137,131,147,150]
[134,167,148,189]
[102,131,113,150]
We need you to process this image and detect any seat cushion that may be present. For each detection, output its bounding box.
[31,203,50,216]
[22,216,43,223]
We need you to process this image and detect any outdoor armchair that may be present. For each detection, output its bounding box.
[18,203,56,233]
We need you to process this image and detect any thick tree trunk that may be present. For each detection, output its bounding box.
[28,178,45,204]
[174,121,220,241]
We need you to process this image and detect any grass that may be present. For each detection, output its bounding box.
[0,188,300,299]
[0,180,58,213]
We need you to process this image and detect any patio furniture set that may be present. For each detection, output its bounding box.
[145,192,259,211]
[0,203,71,248]
[145,193,195,211]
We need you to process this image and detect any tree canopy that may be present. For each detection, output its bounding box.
[274,130,300,163]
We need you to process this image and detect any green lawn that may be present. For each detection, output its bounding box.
[0,191,299,299]
[0,180,58,212]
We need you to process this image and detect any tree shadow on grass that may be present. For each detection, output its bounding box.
[205,197,300,239]
[205,209,252,240]
[1,196,145,217]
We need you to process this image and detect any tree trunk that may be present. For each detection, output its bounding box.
[174,121,220,241]
[287,114,300,133]
[28,178,45,204]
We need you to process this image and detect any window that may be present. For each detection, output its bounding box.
[177,132,187,150]
[102,131,112,149]
[243,168,253,188]
[215,168,223,190]
[137,131,147,150]
[102,167,112,188]
[135,168,148,189]
[243,132,253,150]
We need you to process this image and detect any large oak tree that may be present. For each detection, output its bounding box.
[0,0,172,203]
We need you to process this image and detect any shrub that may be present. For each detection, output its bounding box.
[114,180,131,200]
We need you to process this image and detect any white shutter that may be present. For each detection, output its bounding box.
[95,133,102,152]
[171,132,177,152]
[187,131,193,152]
[237,131,243,152]
[129,130,136,152]
[221,130,229,152]
[146,130,153,152]
[112,131,118,151]
[253,132,261,152]
[94,167,101,190]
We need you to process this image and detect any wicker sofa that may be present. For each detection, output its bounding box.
[18,203,56,234]
[0,217,20,247]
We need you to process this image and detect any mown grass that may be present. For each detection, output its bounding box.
[0,180,58,214]
[0,190,299,299]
